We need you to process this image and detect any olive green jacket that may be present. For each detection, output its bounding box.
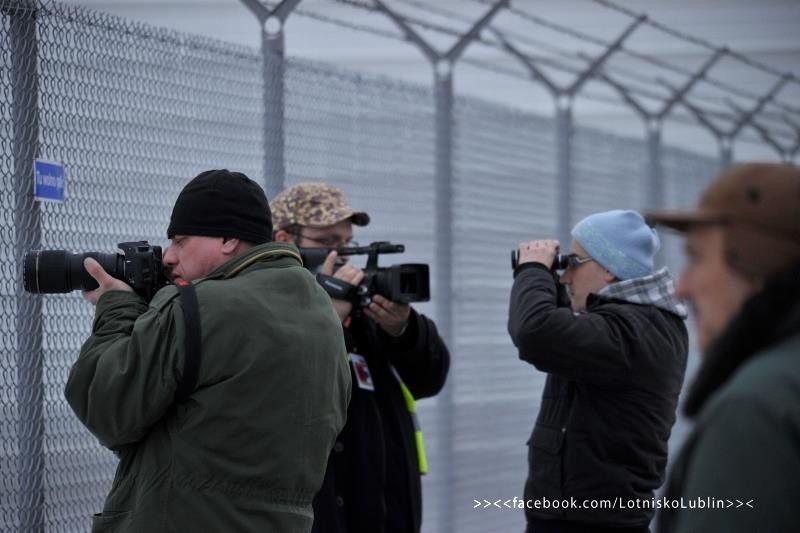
[660,334,800,533]
[65,242,351,532]
[659,263,800,533]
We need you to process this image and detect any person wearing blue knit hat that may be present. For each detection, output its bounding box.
[564,209,661,311]
[508,209,689,533]
[572,210,660,280]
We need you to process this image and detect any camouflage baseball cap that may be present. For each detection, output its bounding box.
[270,182,370,230]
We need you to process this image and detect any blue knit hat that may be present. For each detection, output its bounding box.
[571,210,660,280]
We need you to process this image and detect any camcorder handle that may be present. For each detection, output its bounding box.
[361,241,403,270]
[315,273,373,310]
[315,273,356,301]
[299,241,405,272]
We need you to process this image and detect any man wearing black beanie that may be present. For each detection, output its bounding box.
[64,169,351,532]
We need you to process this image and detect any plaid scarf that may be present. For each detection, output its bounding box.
[598,267,688,319]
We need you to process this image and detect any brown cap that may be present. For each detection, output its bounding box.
[646,162,800,278]
[269,182,370,231]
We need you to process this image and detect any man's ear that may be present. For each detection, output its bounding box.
[221,237,240,255]
[274,229,292,243]
[603,269,617,284]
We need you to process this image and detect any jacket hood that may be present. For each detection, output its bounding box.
[597,267,688,319]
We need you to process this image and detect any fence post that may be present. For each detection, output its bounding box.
[261,20,286,199]
[718,137,733,171]
[9,1,45,531]
[372,2,508,530]
[645,119,663,210]
[240,0,302,198]
[433,58,453,383]
[555,95,573,245]
[782,115,800,163]
[432,62,456,531]
[496,16,643,243]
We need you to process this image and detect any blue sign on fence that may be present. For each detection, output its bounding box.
[33,159,66,202]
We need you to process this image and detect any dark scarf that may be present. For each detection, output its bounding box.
[683,261,800,417]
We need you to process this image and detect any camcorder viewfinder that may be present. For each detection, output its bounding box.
[300,241,430,309]
[23,241,169,301]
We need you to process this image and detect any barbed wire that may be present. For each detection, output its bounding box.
[391,0,717,106]
[588,0,796,82]
[291,0,401,40]
[368,0,800,120]
[471,0,800,116]
[266,0,799,145]
[379,0,799,122]
[327,0,706,108]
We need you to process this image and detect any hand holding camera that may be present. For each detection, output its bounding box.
[81,257,134,305]
[320,250,365,322]
[364,294,411,336]
[301,241,429,308]
[24,241,169,301]
[512,239,561,270]
[301,241,423,328]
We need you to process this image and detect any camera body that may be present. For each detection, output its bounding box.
[24,241,169,301]
[300,241,430,309]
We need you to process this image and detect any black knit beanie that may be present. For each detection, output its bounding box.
[167,169,272,244]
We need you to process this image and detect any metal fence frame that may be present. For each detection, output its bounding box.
[1,0,791,532]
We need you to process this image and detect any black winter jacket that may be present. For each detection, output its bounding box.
[311,308,450,533]
[508,263,688,528]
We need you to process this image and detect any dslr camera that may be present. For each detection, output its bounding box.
[300,241,430,309]
[24,241,169,301]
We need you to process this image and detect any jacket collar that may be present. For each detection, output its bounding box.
[683,261,800,417]
[204,242,302,281]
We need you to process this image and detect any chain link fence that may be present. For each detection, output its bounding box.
[1,1,718,531]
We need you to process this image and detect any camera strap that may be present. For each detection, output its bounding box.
[174,279,201,403]
[316,273,358,301]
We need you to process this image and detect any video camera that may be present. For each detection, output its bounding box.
[23,241,169,301]
[300,241,430,309]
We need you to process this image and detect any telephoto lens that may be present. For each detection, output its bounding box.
[23,241,168,300]
[23,250,122,294]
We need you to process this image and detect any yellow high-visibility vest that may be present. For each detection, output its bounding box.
[390,366,428,475]
[348,354,429,475]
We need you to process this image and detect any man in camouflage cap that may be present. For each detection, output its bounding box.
[271,182,450,533]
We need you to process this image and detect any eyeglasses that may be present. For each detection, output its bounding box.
[292,233,359,249]
[563,254,594,270]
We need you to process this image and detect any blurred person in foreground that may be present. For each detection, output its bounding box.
[649,162,800,533]
[271,182,450,533]
[508,209,689,533]
[65,169,350,532]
